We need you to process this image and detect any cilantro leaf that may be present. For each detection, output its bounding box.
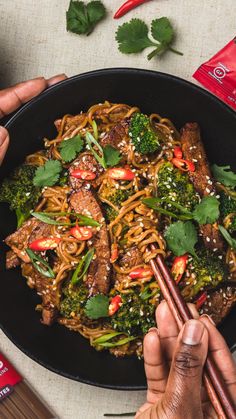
[85,294,109,319]
[59,135,84,162]
[116,17,182,59]
[116,19,154,54]
[103,145,122,167]
[212,164,236,188]
[87,1,106,27]
[193,196,220,225]
[151,17,174,44]
[33,160,62,187]
[66,0,106,36]
[219,225,236,250]
[165,221,198,257]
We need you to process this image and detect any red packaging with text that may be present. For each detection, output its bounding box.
[193,38,236,110]
[0,352,22,401]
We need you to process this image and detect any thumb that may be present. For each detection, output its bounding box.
[162,320,208,418]
[0,126,9,165]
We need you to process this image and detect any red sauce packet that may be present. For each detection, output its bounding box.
[193,38,236,110]
[0,352,22,401]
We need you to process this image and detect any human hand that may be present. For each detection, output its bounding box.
[136,301,236,418]
[0,74,67,165]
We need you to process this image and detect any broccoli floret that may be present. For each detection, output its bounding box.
[157,162,199,212]
[181,249,228,300]
[60,283,88,318]
[100,184,131,222]
[129,113,162,155]
[110,289,156,336]
[0,164,41,226]
[219,192,236,234]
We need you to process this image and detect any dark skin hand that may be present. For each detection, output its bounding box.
[136,301,236,418]
[0,74,67,164]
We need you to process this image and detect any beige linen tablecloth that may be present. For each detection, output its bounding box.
[0,1,235,418]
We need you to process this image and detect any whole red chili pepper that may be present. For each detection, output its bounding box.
[70,226,93,241]
[109,295,122,316]
[172,157,195,172]
[114,0,151,19]
[173,146,183,159]
[70,169,96,180]
[195,291,207,310]
[171,254,188,284]
[29,237,61,251]
[129,267,154,279]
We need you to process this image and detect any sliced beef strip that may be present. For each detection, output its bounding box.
[99,118,130,151]
[22,262,58,325]
[5,219,52,264]
[115,246,144,284]
[69,153,102,190]
[5,218,39,263]
[70,187,111,295]
[5,250,21,269]
[181,122,224,251]
[119,246,144,268]
[201,285,236,325]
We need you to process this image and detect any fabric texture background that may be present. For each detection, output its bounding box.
[0,0,235,418]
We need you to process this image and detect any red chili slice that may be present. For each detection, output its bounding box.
[108,167,135,181]
[129,267,154,279]
[172,158,195,172]
[195,291,207,310]
[173,146,183,159]
[171,254,188,284]
[110,243,119,263]
[70,169,96,180]
[70,226,93,241]
[108,295,122,316]
[29,237,61,251]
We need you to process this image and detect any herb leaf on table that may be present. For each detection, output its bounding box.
[66,0,106,36]
[116,17,183,60]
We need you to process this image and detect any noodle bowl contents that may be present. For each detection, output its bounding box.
[1,102,236,357]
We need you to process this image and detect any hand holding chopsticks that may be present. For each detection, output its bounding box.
[147,251,236,419]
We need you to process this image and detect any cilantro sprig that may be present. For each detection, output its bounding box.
[164,221,198,257]
[85,294,109,319]
[66,0,106,36]
[59,135,84,163]
[33,160,62,187]
[211,164,236,189]
[116,17,183,60]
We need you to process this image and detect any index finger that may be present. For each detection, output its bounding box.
[0,74,67,117]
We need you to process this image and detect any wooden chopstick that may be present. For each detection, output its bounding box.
[149,249,236,419]
[149,257,226,419]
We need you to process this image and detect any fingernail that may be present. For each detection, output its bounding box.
[200,314,216,326]
[46,74,67,84]
[0,126,7,146]
[148,327,159,335]
[182,320,204,345]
